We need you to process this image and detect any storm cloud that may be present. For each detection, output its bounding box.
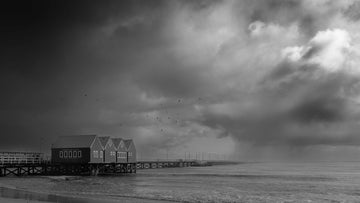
[2,0,360,160]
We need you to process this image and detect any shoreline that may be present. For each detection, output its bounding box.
[0,179,175,203]
[0,197,45,203]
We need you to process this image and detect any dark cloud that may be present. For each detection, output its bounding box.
[0,0,169,148]
[343,1,360,21]
[1,0,360,160]
[199,35,360,149]
[248,0,301,24]
[133,57,218,98]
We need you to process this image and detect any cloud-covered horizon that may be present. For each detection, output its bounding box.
[2,0,360,160]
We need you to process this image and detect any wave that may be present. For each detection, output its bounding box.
[108,194,182,202]
[136,173,335,181]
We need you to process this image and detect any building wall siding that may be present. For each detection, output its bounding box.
[104,142,117,163]
[116,151,127,163]
[51,148,90,164]
[90,137,104,163]
[115,140,127,163]
[126,143,137,163]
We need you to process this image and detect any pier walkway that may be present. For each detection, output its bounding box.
[137,159,195,169]
[0,160,197,177]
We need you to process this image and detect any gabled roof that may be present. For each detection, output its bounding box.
[111,138,124,149]
[124,139,133,150]
[98,136,110,149]
[52,135,97,148]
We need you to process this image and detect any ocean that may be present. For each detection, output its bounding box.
[1,162,360,202]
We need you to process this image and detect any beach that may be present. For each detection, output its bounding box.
[0,197,44,203]
[0,178,173,203]
[1,162,360,202]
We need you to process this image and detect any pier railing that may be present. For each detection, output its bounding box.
[0,152,44,165]
[0,159,199,177]
[0,153,233,177]
[136,159,196,169]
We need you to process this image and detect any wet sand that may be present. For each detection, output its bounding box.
[0,197,45,203]
[2,162,360,202]
[0,185,174,203]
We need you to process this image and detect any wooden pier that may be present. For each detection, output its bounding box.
[0,163,136,177]
[0,160,197,177]
[0,152,43,165]
[137,160,195,169]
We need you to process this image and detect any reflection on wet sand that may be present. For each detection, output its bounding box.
[0,187,111,203]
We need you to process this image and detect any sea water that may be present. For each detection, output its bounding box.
[1,162,360,202]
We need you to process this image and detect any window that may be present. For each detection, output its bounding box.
[73,151,77,158]
[129,152,132,157]
[64,151,68,158]
[93,150,98,158]
[59,151,63,158]
[110,151,115,156]
[69,151,72,158]
[118,152,126,158]
[78,151,82,158]
[100,151,103,159]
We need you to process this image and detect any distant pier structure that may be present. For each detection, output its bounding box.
[0,135,197,177]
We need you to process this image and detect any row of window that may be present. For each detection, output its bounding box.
[59,150,132,159]
[59,150,82,159]
[93,150,103,158]
[92,151,127,159]
[118,152,126,158]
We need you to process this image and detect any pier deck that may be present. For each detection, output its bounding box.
[0,160,197,177]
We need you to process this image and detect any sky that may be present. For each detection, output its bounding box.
[2,0,360,161]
